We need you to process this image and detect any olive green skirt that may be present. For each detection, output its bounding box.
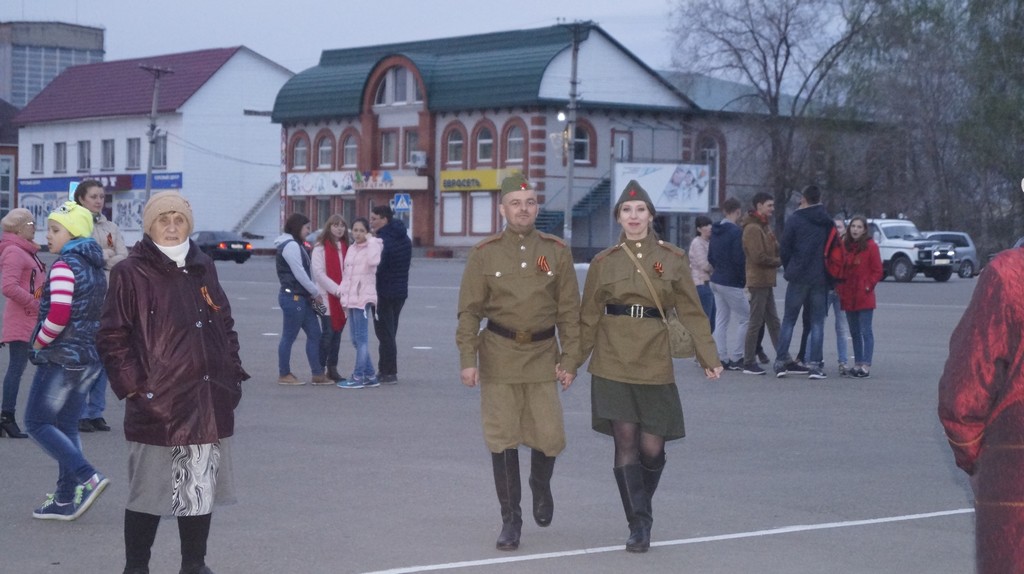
[591,375,685,441]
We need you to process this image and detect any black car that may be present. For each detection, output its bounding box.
[190,231,253,263]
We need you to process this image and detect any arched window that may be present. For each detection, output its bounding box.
[572,122,596,165]
[476,127,494,163]
[447,130,465,165]
[506,125,524,163]
[341,134,358,168]
[316,137,334,169]
[290,136,309,170]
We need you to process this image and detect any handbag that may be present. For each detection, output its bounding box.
[621,244,695,359]
[311,297,328,316]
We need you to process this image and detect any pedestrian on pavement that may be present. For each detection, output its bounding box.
[73,179,127,433]
[938,246,1024,573]
[369,205,411,385]
[98,191,249,574]
[456,173,580,551]
[773,185,834,379]
[707,197,748,370]
[579,180,721,552]
[740,192,781,375]
[829,216,851,376]
[274,213,328,386]
[24,201,109,521]
[688,215,715,332]
[0,208,43,439]
[835,216,882,378]
[311,214,350,383]
[338,217,383,388]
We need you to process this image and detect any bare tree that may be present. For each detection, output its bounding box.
[669,0,876,231]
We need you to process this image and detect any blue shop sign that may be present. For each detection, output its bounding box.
[18,173,183,193]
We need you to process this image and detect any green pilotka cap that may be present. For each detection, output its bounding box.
[500,173,532,196]
[614,179,656,217]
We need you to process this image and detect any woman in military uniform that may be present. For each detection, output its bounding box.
[578,180,722,552]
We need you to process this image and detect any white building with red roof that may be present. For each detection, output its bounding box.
[14,46,292,246]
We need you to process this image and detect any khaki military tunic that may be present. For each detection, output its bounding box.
[456,227,581,455]
[579,233,719,385]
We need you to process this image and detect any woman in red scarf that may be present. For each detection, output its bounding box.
[312,215,350,383]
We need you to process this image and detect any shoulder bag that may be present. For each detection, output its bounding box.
[620,244,695,358]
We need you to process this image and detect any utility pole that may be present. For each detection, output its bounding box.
[562,22,584,250]
[140,64,174,202]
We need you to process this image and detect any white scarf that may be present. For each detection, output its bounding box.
[155,239,189,268]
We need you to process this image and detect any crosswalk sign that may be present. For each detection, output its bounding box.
[393,193,412,212]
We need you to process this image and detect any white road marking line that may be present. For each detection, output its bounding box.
[360,508,974,574]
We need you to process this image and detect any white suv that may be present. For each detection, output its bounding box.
[867,219,956,282]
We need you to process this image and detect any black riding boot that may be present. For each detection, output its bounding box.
[529,449,556,527]
[178,513,214,574]
[614,464,652,553]
[0,410,28,438]
[641,453,665,521]
[491,449,522,550]
[124,509,160,574]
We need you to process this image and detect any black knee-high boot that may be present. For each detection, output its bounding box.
[529,448,556,527]
[124,509,160,574]
[178,514,213,574]
[491,449,522,550]
[640,452,665,520]
[614,464,651,553]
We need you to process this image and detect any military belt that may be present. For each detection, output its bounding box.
[486,320,556,344]
[605,304,662,319]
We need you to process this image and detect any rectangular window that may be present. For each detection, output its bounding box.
[127,138,141,170]
[573,127,589,164]
[54,142,67,173]
[342,137,358,167]
[477,131,494,163]
[404,130,419,165]
[380,131,397,166]
[101,138,115,170]
[317,140,333,169]
[506,129,524,163]
[441,193,464,234]
[77,140,91,172]
[153,135,167,169]
[0,156,12,218]
[393,69,408,103]
[614,131,633,161]
[32,144,44,173]
[470,192,495,234]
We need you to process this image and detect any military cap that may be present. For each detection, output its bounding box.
[500,173,532,196]
[614,179,656,217]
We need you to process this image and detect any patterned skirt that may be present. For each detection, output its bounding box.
[126,437,236,516]
[591,375,686,441]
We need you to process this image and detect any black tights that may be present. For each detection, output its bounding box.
[611,420,666,468]
[124,509,212,570]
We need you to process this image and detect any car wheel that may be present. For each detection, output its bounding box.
[235,257,247,264]
[891,256,915,282]
[932,267,953,282]
[958,260,974,278]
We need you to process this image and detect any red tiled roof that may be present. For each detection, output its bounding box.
[14,47,242,125]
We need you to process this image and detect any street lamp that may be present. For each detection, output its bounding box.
[139,64,174,202]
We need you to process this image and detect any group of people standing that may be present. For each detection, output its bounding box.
[457,175,721,554]
[693,185,882,380]
[274,205,411,389]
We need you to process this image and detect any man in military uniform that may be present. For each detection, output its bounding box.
[456,173,580,551]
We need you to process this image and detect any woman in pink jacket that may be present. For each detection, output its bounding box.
[0,208,44,438]
[337,218,383,388]
[835,216,883,378]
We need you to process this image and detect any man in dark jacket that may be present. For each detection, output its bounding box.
[707,197,747,370]
[774,185,834,379]
[370,205,412,384]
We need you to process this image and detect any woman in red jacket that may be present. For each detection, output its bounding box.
[835,216,883,378]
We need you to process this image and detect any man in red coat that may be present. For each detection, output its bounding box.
[939,248,1024,573]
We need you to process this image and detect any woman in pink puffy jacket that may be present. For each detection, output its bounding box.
[0,208,45,438]
[337,218,383,388]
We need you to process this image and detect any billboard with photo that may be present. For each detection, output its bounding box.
[614,163,710,213]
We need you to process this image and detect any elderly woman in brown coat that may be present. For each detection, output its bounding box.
[578,181,722,552]
[98,191,248,574]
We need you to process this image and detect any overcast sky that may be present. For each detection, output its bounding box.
[1,0,679,74]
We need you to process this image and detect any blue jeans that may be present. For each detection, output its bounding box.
[2,340,30,413]
[696,283,716,333]
[828,290,849,365]
[348,305,376,380]
[846,309,875,366]
[24,361,101,502]
[278,292,324,377]
[318,314,344,369]
[776,283,828,368]
[81,367,108,420]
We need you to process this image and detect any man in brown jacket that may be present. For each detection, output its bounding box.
[740,192,781,374]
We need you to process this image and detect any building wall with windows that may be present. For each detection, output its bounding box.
[0,22,104,108]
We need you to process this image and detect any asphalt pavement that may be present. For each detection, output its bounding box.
[0,255,977,573]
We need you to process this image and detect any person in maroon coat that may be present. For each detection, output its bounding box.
[834,216,882,378]
[98,191,249,574]
[939,247,1024,573]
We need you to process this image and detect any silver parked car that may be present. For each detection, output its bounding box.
[924,231,979,278]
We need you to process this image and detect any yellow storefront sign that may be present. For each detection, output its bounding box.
[439,169,521,192]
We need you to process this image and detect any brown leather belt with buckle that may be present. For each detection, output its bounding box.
[605,304,662,319]
[486,320,556,344]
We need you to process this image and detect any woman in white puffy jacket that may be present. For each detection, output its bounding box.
[337,217,382,388]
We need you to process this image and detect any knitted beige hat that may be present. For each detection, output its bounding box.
[1,208,34,233]
[143,191,194,236]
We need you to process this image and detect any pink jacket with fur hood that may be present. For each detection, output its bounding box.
[0,231,44,342]
[339,237,382,310]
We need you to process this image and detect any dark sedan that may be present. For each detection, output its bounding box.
[190,231,253,263]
